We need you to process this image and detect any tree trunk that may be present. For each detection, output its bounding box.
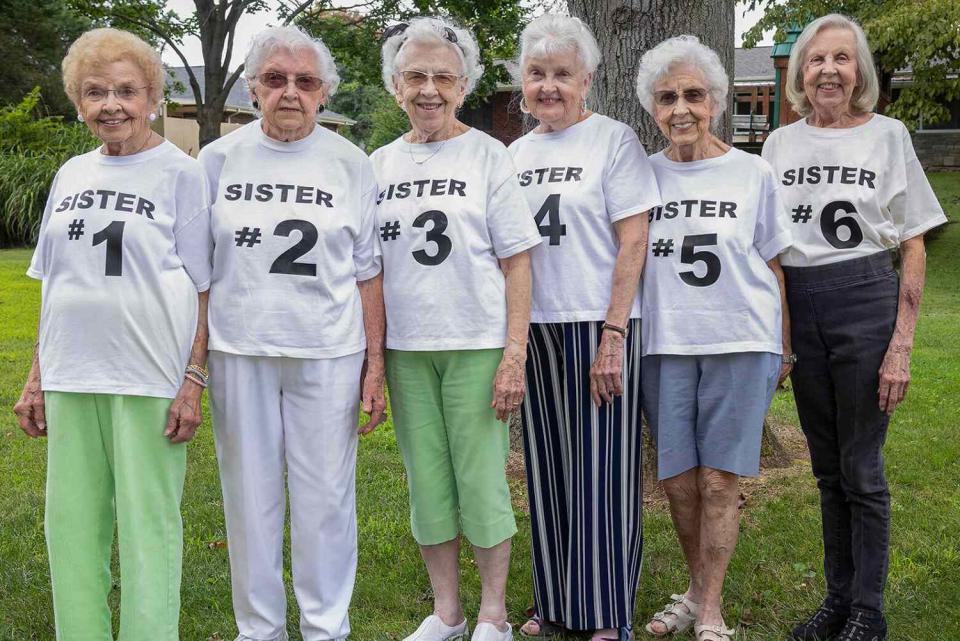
[566,0,735,150]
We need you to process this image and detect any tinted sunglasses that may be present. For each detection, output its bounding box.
[258,72,324,92]
[382,22,459,45]
[654,88,709,106]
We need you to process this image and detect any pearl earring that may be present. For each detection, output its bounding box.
[77,113,84,122]
[148,112,157,122]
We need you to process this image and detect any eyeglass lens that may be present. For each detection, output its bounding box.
[260,73,323,92]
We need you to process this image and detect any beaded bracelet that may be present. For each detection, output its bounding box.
[185,364,209,386]
[184,372,207,388]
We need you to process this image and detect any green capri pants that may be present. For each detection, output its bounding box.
[386,348,518,548]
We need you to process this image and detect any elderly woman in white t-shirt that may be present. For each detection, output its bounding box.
[762,15,946,641]
[198,26,386,641]
[508,14,661,641]
[372,16,540,641]
[13,28,210,640]
[635,36,793,641]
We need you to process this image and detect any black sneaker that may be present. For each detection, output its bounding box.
[789,599,850,641]
[835,611,886,641]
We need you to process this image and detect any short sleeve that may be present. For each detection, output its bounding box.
[891,125,947,241]
[753,162,793,261]
[27,171,62,280]
[173,166,213,292]
[355,160,383,281]
[486,161,542,259]
[604,125,662,222]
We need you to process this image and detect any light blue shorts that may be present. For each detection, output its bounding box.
[642,352,781,480]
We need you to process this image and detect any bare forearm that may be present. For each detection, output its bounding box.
[501,252,532,354]
[188,291,209,367]
[358,272,386,364]
[767,258,792,354]
[605,215,648,327]
[892,237,927,350]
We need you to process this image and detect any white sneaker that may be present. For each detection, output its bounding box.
[470,621,513,641]
[403,614,469,641]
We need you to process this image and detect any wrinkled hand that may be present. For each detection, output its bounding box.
[165,379,203,443]
[778,362,793,387]
[359,357,387,435]
[13,374,46,438]
[491,347,526,422]
[590,331,624,407]
[878,344,911,415]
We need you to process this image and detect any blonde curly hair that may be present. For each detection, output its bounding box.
[62,28,166,108]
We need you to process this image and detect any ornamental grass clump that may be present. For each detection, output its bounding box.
[0,88,97,247]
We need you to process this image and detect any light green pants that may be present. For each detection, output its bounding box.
[386,349,517,548]
[44,392,187,641]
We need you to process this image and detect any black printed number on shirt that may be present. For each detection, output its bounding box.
[534,193,566,246]
[412,210,452,266]
[92,220,125,277]
[270,219,318,277]
[679,233,721,287]
[820,200,864,250]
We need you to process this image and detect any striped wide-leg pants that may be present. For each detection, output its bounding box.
[520,319,644,631]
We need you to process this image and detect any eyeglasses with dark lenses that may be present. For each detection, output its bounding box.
[654,88,708,106]
[258,72,324,92]
[400,70,462,89]
[382,22,459,44]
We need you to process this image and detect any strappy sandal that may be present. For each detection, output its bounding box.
[518,608,565,639]
[694,623,735,641]
[644,594,700,636]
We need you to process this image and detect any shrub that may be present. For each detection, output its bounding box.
[0,88,97,247]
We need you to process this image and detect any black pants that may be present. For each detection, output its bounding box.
[784,251,899,616]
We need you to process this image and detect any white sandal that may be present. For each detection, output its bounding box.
[644,594,699,636]
[693,623,735,641]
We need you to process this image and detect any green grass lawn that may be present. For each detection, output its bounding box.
[1,174,958,640]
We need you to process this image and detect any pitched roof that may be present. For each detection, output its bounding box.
[165,65,356,126]
[734,46,775,83]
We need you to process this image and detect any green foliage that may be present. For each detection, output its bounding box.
[366,96,412,151]
[0,90,98,247]
[741,0,960,130]
[0,0,90,118]
[300,0,528,148]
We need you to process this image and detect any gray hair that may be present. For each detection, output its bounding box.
[785,13,879,117]
[380,16,483,96]
[635,35,729,127]
[244,25,341,98]
[517,13,602,77]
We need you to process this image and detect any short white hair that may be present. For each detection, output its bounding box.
[786,13,879,117]
[635,35,729,127]
[244,25,341,97]
[517,13,601,76]
[380,17,483,96]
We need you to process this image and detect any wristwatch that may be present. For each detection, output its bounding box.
[601,322,628,338]
[782,353,798,365]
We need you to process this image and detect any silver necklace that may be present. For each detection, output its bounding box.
[407,138,447,165]
[406,124,461,165]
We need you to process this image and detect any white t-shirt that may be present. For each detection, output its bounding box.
[642,147,792,356]
[508,114,662,323]
[28,141,211,398]
[762,114,947,267]
[198,122,381,359]
[371,128,541,351]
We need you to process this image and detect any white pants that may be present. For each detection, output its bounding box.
[209,350,364,641]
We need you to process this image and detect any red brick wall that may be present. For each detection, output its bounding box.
[489,90,525,145]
